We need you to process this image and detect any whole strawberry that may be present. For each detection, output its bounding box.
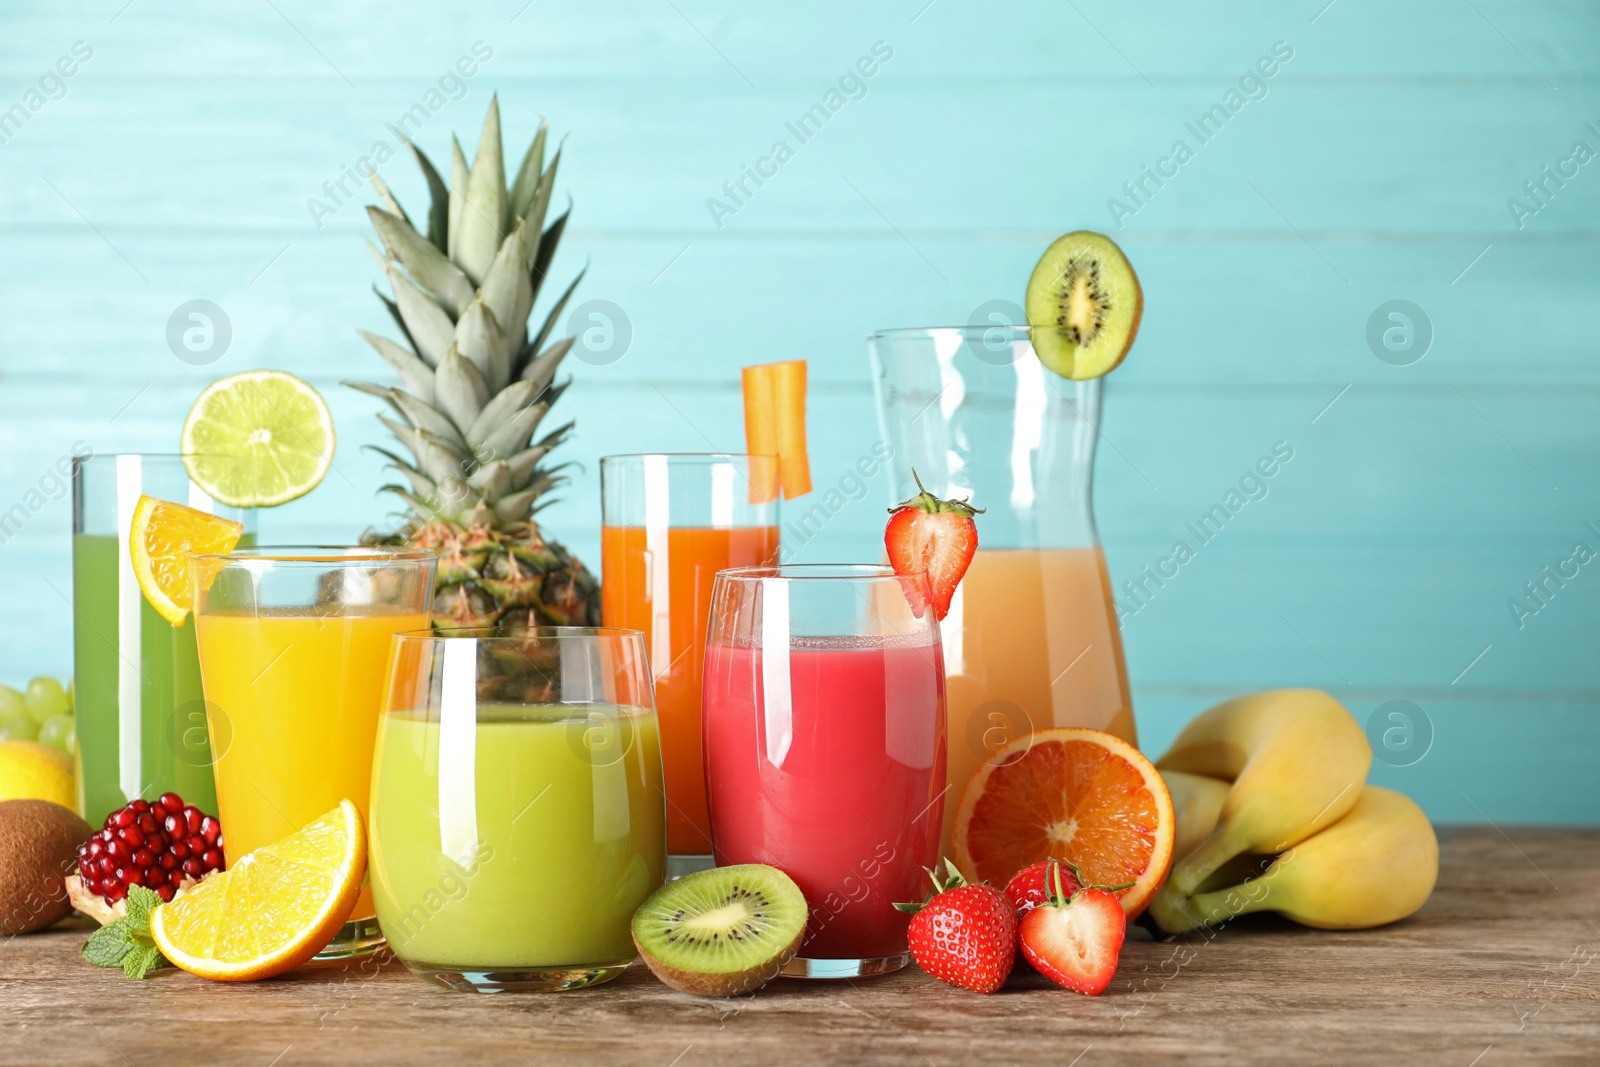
[884,470,982,621]
[895,860,1014,994]
[1004,859,1082,918]
[1017,864,1127,996]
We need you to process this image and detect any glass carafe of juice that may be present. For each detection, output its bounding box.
[868,326,1136,860]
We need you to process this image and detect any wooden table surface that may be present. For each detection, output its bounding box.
[3,827,1597,1067]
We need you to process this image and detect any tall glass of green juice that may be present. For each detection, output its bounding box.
[71,455,254,824]
[370,627,666,994]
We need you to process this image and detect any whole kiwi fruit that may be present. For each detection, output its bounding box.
[0,799,92,935]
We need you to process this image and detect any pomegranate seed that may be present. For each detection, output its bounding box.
[105,840,130,863]
[117,826,145,849]
[164,813,183,835]
[137,814,158,834]
[132,849,156,869]
[97,856,116,876]
[159,853,179,871]
[201,849,223,870]
[156,884,175,902]
[185,808,203,834]
[187,834,205,854]
[129,799,149,814]
[110,809,134,829]
[200,817,221,845]
[85,841,102,859]
[158,792,184,812]
[181,858,204,876]
[171,841,189,860]
[103,882,127,903]
[120,867,144,887]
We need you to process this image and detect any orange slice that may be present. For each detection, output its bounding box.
[953,728,1174,918]
[151,799,365,981]
[128,495,244,626]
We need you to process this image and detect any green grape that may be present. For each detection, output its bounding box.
[37,714,74,754]
[62,719,76,756]
[0,685,26,724]
[24,677,67,725]
[0,718,38,742]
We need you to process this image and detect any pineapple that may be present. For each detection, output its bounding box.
[350,96,599,632]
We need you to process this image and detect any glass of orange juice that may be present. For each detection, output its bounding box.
[869,327,1138,862]
[599,454,779,876]
[191,547,436,959]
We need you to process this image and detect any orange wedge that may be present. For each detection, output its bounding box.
[151,799,365,981]
[953,728,1174,918]
[128,494,244,626]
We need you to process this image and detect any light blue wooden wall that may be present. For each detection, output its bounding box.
[1,1,1595,822]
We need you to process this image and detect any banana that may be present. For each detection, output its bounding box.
[1160,769,1231,865]
[1150,786,1438,932]
[1156,689,1371,896]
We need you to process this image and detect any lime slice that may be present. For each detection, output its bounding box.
[181,371,336,507]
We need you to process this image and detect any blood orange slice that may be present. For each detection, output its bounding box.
[953,728,1174,918]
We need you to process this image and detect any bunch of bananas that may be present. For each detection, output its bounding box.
[1150,689,1438,933]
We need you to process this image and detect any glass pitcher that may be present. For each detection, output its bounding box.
[868,326,1136,858]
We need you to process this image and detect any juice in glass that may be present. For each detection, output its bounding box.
[704,639,945,961]
[370,704,664,969]
[193,608,428,919]
[600,520,778,856]
[71,454,254,825]
[938,546,1134,854]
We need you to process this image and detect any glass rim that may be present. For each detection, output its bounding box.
[391,625,645,643]
[190,545,438,565]
[715,563,921,582]
[867,325,1050,341]
[600,452,778,465]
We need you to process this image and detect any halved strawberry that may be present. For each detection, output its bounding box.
[1017,865,1126,995]
[1004,859,1082,918]
[895,860,1014,994]
[884,470,981,621]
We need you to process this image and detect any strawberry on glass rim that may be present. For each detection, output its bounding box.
[884,469,981,621]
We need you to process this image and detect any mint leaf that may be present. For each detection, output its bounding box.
[122,944,164,980]
[82,919,136,968]
[81,889,172,979]
[123,885,160,928]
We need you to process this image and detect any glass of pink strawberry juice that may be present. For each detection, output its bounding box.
[703,564,947,979]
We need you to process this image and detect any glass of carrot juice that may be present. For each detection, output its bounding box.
[599,453,780,876]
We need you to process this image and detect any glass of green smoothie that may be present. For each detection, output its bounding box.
[370,626,666,993]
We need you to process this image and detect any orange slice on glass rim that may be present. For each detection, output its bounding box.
[151,799,365,981]
[128,495,243,626]
[953,728,1174,917]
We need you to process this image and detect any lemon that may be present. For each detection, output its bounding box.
[181,370,336,507]
[0,741,76,809]
[128,495,245,626]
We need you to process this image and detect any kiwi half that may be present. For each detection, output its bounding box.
[632,863,807,997]
[1025,230,1143,380]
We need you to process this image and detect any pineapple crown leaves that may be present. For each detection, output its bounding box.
[347,94,582,532]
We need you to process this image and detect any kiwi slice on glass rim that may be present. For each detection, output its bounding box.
[632,863,807,996]
[1025,230,1143,380]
